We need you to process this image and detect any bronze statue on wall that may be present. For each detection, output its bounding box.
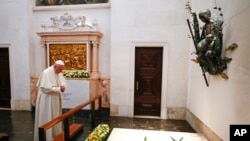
[186,1,237,86]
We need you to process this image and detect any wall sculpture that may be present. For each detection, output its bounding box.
[41,13,96,32]
[186,1,237,86]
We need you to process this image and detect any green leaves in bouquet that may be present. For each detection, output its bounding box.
[62,70,90,78]
[85,124,110,141]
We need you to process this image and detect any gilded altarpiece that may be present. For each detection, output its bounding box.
[48,43,87,70]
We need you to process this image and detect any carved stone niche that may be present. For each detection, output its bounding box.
[36,31,104,109]
[37,31,103,79]
[36,31,103,109]
[36,13,104,109]
[37,13,103,78]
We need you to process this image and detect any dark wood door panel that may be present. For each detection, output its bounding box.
[134,47,163,116]
[0,48,11,108]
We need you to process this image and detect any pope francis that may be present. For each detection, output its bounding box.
[34,60,67,141]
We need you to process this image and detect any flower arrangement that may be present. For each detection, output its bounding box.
[62,70,90,78]
[85,124,110,141]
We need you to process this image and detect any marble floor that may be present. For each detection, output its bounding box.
[0,109,196,141]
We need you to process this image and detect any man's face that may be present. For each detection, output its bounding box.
[54,65,65,74]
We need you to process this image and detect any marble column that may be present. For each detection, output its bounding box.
[91,41,100,79]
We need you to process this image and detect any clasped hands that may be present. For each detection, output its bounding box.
[60,85,66,92]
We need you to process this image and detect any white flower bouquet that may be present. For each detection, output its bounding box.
[85,124,110,141]
[62,70,90,78]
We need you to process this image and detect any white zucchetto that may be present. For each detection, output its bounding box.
[55,60,65,65]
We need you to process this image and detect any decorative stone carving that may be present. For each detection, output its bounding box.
[37,15,105,108]
[41,13,97,31]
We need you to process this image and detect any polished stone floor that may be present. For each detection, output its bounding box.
[0,109,195,141]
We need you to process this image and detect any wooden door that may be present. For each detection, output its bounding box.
[134,47,163,116]
[0,48,11,108]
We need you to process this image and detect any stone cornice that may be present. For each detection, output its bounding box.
[37,31,103,42]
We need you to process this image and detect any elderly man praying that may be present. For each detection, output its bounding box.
[34,60,67,141]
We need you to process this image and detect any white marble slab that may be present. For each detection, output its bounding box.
[107,128,208,141]
[62,79,90,109]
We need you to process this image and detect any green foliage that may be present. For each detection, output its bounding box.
[62,70,90,78]
[85,124,110,141]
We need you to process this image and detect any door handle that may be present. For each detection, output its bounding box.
[136,81,139,91]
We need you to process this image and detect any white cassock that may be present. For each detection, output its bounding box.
[34,66,66,141]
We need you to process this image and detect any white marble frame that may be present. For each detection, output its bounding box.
[46,42,90,71]
[129,41,169,119]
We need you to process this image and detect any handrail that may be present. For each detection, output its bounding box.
[39,94,102,141]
